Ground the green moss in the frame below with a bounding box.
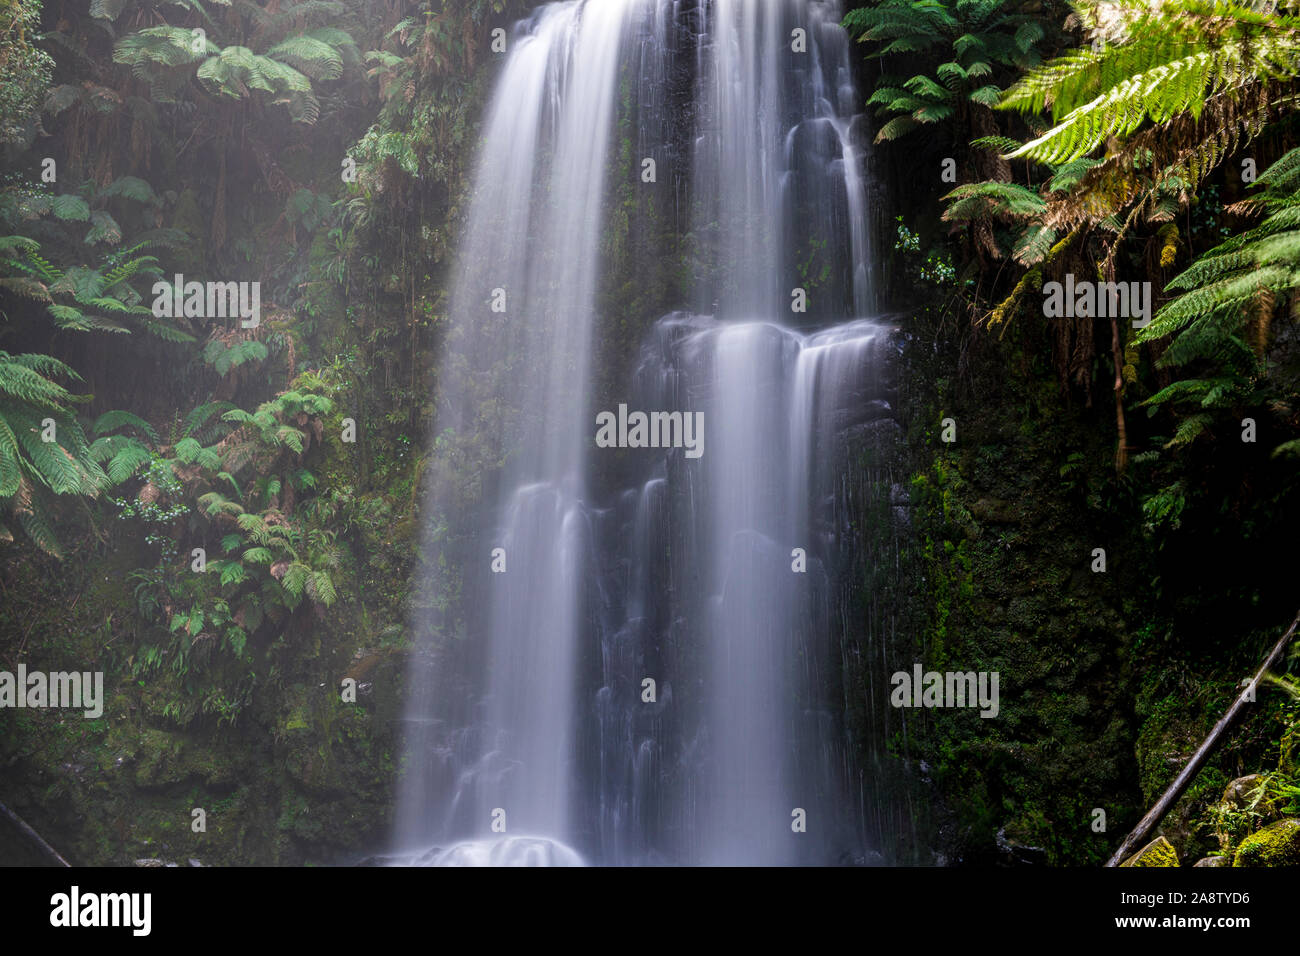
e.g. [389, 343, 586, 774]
[894, 308, 1159, 865]
[1121, 836, 1180, 867]
[1280, 727, 1299, 778]
[1233, 818, 1300, 866]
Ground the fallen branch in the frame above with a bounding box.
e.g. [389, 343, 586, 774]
[0, 801, 71, 867]
[1104, 609, 1300, 867]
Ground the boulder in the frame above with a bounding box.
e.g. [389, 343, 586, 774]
[1220, 774, 1267, 809]
[1120, 836, 1179, 867]
[1192, 856, 1228, 867]
[1233, 818, 1300, 867]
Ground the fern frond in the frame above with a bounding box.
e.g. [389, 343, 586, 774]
[98, 176, 158, 204]
[183, 401, 237, 441]
[943, 181, 1047, 221]
[265, 36, 345, 81]
[198, 491, 245, 516]
[1001, 3, 1300, 165]
[1011, 225, 1057, 265]
[12, 483, 64, 557]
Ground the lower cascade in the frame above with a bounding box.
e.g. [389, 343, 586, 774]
[393, 837, 587, 868]
[395, 0, 903, 866]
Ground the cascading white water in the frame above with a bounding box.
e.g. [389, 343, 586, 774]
[397, 0, 897, 867]
[687, 0, 883, 863]
[695, 0, 874, 318]
[396, 0, 656, 862]
[610, 315, 892, 865]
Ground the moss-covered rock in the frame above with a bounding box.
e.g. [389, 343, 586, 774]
[1120, 836, 1180, 867]
[0, 521, 409, 866]
[1233, 818, 1300, 867]
[898, 322, 1149, 865]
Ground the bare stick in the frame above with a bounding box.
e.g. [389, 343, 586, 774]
[1104, 609, 1300, 867]
[0, 801, 71, 867]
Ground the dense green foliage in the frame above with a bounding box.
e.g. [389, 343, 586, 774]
[845, 0, 1048, 142]
[859, 0, 1300, 864]
[0, 0, 52, 146]
[0, 0, 520, 865]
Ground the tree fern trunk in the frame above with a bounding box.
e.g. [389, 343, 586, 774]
[1111, 315, 1128, 475]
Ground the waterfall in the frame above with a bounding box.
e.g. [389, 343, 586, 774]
[694, 0, 874, 318]
[395, 0, 653, 861]
[396, 0, 898, 867]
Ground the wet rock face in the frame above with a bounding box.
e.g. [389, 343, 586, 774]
[1120, 836, 1179, 867]
[969, 498, 1020, 526]
[994, 827, 1046, 866]
[1233, 818, 1300, 867]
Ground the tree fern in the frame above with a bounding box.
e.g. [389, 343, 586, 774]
[943, 180, 1048, 220]
[1001, 0, 1300, 164]
[203, 338, 269, 376]
[174, 437, 203, 464]
[265, 35, 344, 81]
[116, 15, 358, 124]
[218, 561, 249, 587]
[305, 568, 336, 606]
[0, 414, 21, 498]
[846, 0, 1048, 143]
[11, 481, 65, 557]
[84, 210, 123, 245]
[0, 351, 107, 554]
[90, 434, 155, 485]
[1138, 148, 1300, 360]
[281, 561, 310, 599]
[113, 27, 212, 78]
[238, 0, 345, 37]
[1, 178, 181, 340]
[1134, 148, 1300, 467]
[182, 400, 237, 442]
[50, 194, 90, 221]
[198, 491, 245, 517]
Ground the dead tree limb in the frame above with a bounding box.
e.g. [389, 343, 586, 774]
[1104, 609, 1300, 867]
[0, 801, 71, 866]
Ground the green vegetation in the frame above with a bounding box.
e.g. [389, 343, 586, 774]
[860, 0, 1300, 864]
[845, 0, 1049, 143]
[0, 0, 520, 865]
